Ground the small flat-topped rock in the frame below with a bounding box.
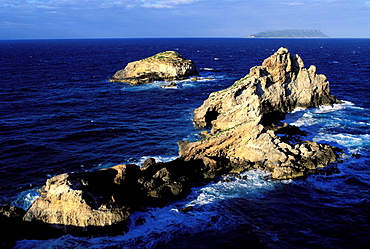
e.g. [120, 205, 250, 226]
[110, 51, 198, 85]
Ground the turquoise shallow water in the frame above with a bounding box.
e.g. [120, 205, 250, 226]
[0, 38, 369, 248]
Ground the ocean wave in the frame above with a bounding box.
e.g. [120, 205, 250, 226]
[11, 188, 40, 210]
[136, 155, 179, 166]
[202, 67, 214, 71]
[313, 133, 370, 153]
[313, 100, 359, 114]
[287, 100, 366, 127]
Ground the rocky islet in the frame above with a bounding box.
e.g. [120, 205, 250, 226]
[109, 51, 199, 85]
[1, 47, 343, 241]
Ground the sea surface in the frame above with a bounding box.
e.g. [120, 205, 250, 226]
[0, 38, 369, 248]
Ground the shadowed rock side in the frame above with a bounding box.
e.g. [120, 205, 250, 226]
[179, 47, 341, 180]
[110, 51, 199, 85]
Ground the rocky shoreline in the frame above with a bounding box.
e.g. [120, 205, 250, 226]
[1, 47, 343, 246]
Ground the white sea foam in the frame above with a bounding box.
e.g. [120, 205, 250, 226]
[290, 112, 318, 127]
[283, 99, 370, 156]
[137, 155, 179, 166]
[290, 107, 306, 113]
[187, 170, 283, 207]
[314, 133, 370, 153]
[313, 100, 355, 114]
[287, 101, 360, 127]
[119, 76, 219, 92]
[12, 188, 40, 210]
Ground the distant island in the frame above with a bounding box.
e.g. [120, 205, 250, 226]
[246, 29, 329, 38]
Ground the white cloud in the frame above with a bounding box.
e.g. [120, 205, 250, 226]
[140, 0, 199, 8]
[0, 0, 200, 9]
[281, 2, 304, 5]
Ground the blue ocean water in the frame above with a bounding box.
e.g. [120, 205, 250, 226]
[0, 38, 369, 248]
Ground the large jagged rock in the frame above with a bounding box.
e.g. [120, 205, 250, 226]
[110, 51, 199, 85]
[179, 47, 341, 179]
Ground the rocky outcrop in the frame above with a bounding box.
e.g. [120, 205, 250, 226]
[21, 159, 210, 234]
[110, 51, 198, 85]
[179, 47, 341, 179]
[23, 164, 141, 231]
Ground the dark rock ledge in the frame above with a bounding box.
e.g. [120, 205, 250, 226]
[1, 48, 343, 245]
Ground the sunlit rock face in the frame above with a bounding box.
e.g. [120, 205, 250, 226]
[110, 51, 198, 85]
[179, 47, 340, 180]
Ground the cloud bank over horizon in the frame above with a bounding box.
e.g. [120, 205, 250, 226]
[0, 0, 201, 9]
[0, 0, 369, 39]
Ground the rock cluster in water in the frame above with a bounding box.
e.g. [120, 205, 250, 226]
[2, 48, 342, 241]
[110, 51, 199, 85]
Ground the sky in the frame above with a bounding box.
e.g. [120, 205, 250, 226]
[0, 0, 369, 39]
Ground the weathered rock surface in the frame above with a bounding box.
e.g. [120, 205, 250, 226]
[110, 51, 198, 85]
[179, 47, 341, 179]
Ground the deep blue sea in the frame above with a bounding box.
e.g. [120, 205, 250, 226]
[0, 38, 369, 248]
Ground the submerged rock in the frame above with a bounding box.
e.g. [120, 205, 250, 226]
[110, 51, 198, 85]
[160, 82, 179, 89]
[179, 47, 341, 180]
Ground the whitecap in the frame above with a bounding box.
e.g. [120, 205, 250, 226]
[137, 155, 179, 166]
[11, 188, 40, 210]
[313, 100, 356, 114]
[290, 112, 318, 127]
[290, 107, 307, 113]
[313, 133, 370, 153]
